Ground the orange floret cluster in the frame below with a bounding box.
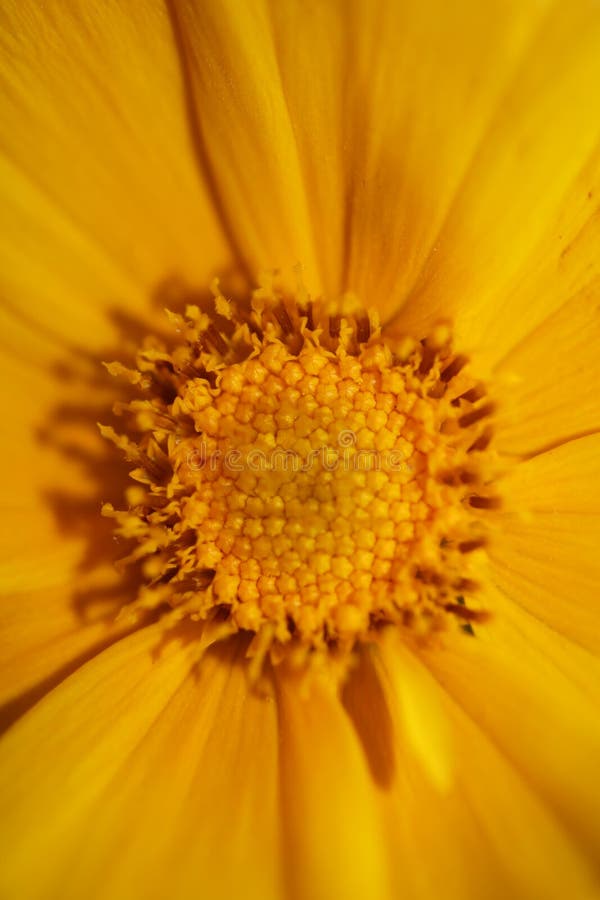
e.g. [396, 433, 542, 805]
[102, 281, 498, 666]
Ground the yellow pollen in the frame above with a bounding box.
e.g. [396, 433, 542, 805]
[102, 279, 499, 668]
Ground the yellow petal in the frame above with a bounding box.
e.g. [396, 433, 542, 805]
[376, 638, 598, 900]
[0, 569, 141, 725]
[393, 3, 600, 364]
[0, 0, 230, 349]
[0, 346, 112, 554]
[417, 580, 600, 867]
[0, 631, 281, 900]
[262, 0, 349, 296]
[491, 433, 600, 652]
[378, 636, 453, 793]
[0, 624, 198, 899]
[344, 0, 548, 319]
[0, 346, 143, 720]
[276, 669, 391, 900]
[172, 0, 322, 293]
[494, 282, 600, 455]
[0, 159, 145, 351]
[174, 0, 550, 312]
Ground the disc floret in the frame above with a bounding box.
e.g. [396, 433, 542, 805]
[102, 280, 498, 667]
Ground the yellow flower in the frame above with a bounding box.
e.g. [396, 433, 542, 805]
[1, 1, 600, 899]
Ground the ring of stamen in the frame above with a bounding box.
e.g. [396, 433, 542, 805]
[102, 279, 499, 669]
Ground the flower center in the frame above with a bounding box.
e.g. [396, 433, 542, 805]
[102, 280, 498, 668]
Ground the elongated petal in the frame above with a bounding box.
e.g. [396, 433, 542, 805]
[172, 0, 322, 292]
[0, 346, 142, 722]
[276, 670, 392, 900]
[393, 3, 600, 364]
[416, 584, 600, 868]
[0, 631, 281, 900]
[0, 570, 141, 726]
[263, 0, 349, 296]
[377, 637, 599, 900]
[494, 282, 600, 455]
[490, 433, 600, 652]
[174, 0, 549, 311]
[0, 0, 230, 350]
[344, 0, 548, 319]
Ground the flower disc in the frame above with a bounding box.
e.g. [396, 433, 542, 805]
[103, 281, 498, 667]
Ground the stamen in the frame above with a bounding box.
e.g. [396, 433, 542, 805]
[101, 279, 500, 669]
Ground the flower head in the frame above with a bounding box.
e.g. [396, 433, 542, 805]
[1, 2, 600, 899]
